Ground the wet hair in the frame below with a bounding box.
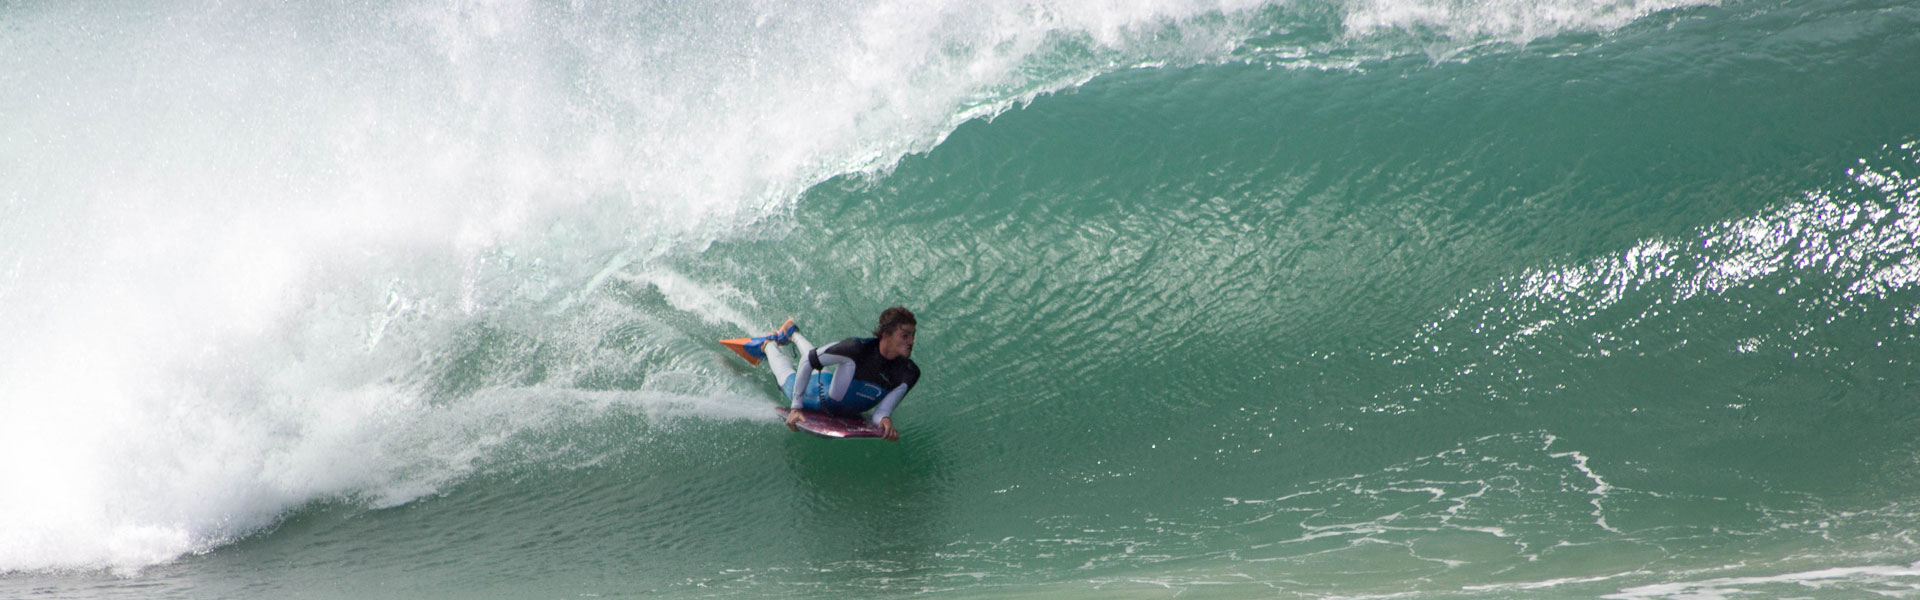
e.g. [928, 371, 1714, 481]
[874, 306, 917, 337]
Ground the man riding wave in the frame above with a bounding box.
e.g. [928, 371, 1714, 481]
[756, 307, 920, 442]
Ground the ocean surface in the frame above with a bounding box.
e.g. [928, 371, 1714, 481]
[5, 0, 1920, 597]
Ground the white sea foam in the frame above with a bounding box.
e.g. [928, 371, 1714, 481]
[1603, 561, 1920, 599]
[1342, 0, 1707, 44]
[615, 267, 763, 332]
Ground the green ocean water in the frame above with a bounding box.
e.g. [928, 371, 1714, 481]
[5, 0, 1920, 597]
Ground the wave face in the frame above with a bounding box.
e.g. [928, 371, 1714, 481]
[5, 0, 1920, 597]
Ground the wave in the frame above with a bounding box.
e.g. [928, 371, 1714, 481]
[1395, 140, 1920, 399]
[0, 0, 1720, 574]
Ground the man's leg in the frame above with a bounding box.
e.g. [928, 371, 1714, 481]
[784, 333, 819, 408]
[792, 333, 815, 359]
[764, 340, 794, 385]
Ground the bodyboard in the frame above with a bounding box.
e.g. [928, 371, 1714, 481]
[776, 406, 885, 439]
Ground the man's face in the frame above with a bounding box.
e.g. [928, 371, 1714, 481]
[880, 324, 916, 359]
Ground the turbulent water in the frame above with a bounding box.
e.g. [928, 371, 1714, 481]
[4, 0, 1920, 597]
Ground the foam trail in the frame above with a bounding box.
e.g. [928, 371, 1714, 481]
[1604, 561, 1920, 599]
[616, 267, 764, 333]
[1551, 449, 1620, 533]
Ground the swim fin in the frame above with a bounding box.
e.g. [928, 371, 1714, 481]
[718, 318, 798, 365]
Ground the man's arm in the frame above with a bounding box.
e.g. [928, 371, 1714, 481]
[791, 347, 857, 407]
[869, 384, 909, 441]
[869, 384, 910, 425]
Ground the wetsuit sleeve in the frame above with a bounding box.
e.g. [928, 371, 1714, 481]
[868, 384, 910, 425]
[804, 345, 856, 406]
[868, 362, 918, 425]
[813, 338, 862, 370]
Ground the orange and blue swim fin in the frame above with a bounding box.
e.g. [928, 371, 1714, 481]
[718, 318, 798, 366]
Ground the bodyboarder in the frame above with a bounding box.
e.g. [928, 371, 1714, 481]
[754, 306, 920, 442]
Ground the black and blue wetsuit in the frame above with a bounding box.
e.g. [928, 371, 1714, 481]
[784, 337, 920, 425]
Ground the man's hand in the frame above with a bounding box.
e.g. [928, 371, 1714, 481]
[879, 417, 899, 442]
[785, 409, 804, 431]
